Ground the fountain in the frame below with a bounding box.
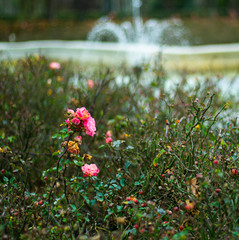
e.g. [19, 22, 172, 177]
[88, 0, 189, 46]
[0, 0, 239, 70]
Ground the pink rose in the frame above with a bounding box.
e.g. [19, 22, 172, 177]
[65, 118, 71, 130]
[67, 109, 75, 117]
[72, 117, 81, 125]
[105, 131, 112, 137]
[83, 117, 96, 136]
[74, 136, 82, 144]
[105, 137, 112, 143]
[76, 107, 90, 120]
[87, 79, 94, 89]
[81, 164, 99, 177]
[49, 62, 61, 69]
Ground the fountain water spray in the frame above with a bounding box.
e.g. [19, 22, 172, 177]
[88, 0, 189, 45]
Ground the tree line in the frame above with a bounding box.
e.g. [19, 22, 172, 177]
[0, 0, 238, 20]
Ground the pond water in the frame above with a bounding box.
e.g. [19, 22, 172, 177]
[1, 18, 239, 45]
[1, 40, 239, 71]
[0, 40, 239, 95]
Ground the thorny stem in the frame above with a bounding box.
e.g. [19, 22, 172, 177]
[186, 94, 214, 140]
[46, 132, 74, 222]
[63, 163, 69, 205]
[89, 69, 111, 112]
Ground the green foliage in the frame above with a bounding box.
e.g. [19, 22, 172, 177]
[0, 56, 239, 239]
[1, 0, 239, 20]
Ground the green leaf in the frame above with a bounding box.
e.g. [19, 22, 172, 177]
[63, 159, 71, 165]
[95, 192, 104, 201]
[122, 229, 133, 237]
[10, 178, 14, 184]
[117, 205, 123, 212]
[160, 149, 166, 154]
[125, 161, 131, 170]
[218, 172, 223, 178]
[60, 128, 69, 134]
[104, 209, 114, 220]
[210, 133, 216, 141]
[126, 145, 134, 150]
[134, 181, 140, 186]
[73, 160, 82, 167]
[112, 140, 125, 148]
[90, 199, 96, 206]
[52, 133, 60, 139]
[7, 136, 15, 143]
[62, 133, 68, 139]
[120, 178, 125, 187]
[153, 157, 159, 166]
[3, 176, 9, 183]
[221, 139, 228, 146]
[52, 151, 59, 156]
[20, 159, 25, 165]
[70, 204, 77, 212]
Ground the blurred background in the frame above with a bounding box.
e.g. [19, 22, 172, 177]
[0, 0, 239, 45]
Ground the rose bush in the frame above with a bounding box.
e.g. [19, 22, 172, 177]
[0, 56, 239, 239]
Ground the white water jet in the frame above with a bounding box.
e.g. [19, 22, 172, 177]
[88, 0, 189, 46]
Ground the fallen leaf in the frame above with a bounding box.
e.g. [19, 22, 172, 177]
[186, 177, 200, 197]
